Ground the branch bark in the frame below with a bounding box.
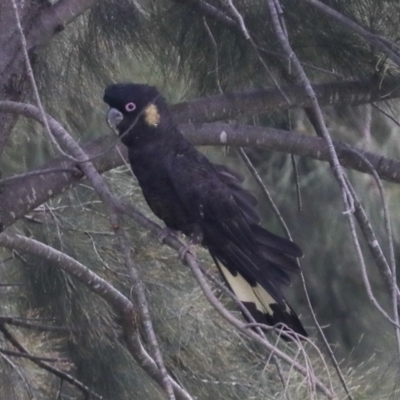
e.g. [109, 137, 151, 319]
[0, 233, 192, 400]
[2, 120, 400, 231]
[0, 0, 98, 155]
[171, 76, 400, 123]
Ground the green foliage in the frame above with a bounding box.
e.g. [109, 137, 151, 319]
[1, 167, 390, 399]
[3, 0, 400, 398]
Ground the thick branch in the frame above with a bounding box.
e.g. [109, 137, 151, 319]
[28, 0, 99, 49]
[0, 0, 99, 155]
[171, 77, 400, 123]
[182, 123, 400, 183]
[1, 121, 400, 230]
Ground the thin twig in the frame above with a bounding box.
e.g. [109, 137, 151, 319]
[343, 177, 400, 331]
[371, 103, 400, 129]
[225, 0, 291, 105]
[0, 232, 192, 400]
[341, 149, 400, 354]
[300, 0, 400, 68]
[237, 147, 291, 236]
[202, 17, 223, 93]
[0, 348, 68, 363]
[10, 0, 77, 160]
[265, 2, 358, 397]
[0, 316, 69, 333]
[8, 17, 178, 396]
[0, 168, 80, 186]
[291, 155, 302, 211]
[0, 323, 103, 399]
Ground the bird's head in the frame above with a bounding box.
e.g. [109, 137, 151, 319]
[103, 83, 165, 145]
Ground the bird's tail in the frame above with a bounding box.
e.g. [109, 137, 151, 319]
[209, 164, 307, 339]
[210, 244, 307, 340]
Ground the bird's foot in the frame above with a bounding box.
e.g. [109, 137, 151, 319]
[178, 231, 203, 262]
[157, 227, 180, 243]
[178, 242, 197, 262]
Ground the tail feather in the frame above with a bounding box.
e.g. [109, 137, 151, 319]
[202, 165, 307, 339]
[258, 247, 300, 273]
[211, 244, 284, 300]
[232, 193, 261, 225]
[216, 260, 307, 339]
[252, 224, 303, 258]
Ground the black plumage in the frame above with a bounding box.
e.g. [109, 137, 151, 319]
[103, 83, 307, 339]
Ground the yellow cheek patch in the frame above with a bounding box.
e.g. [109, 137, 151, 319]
[144, 104, 160, 127]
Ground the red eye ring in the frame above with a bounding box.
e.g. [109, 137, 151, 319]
[125, 102, 136, 112]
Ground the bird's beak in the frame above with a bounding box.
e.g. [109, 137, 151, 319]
[106, 108, 123, 133]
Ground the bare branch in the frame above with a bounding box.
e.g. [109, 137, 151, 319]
[3, 112, 400, 231]
[0, 348, 68, 363]
[0, 168, 79, 185]
[0, 316, 69, 333]
[175, 0, 236, 29]
[182, 123, 400, 183]
[171, 77, 400, 123]
[112, 199, 336, 398]
[0, 233, 192, 400]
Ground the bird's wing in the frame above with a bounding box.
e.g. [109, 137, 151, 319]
[168, 150, 307, 337]
[168, 150, 258, 253]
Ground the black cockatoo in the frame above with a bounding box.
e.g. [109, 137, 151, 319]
[103, 83, 307, 339]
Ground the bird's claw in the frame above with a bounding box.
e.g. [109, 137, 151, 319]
[157, 227, 180, 243]
[178, 243, 197, 262]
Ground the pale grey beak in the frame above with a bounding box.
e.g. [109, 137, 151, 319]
[106, 108, 123, 133]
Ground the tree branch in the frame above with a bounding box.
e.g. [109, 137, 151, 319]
[0, 323, 103, 399]
[171, 76, 400, 123]
[182, 123, 400, 183]
[28, 0, 98, 49]
[107, 198, 336, 398]
[2, 119, 400, 231]
[0, 233, 192, 400]
[300, 0, 400, 68]
[0, 316, 69, 333]
[0, 348, 68, 363]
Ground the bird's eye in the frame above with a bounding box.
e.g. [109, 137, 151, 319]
[125, 102, 136, 112]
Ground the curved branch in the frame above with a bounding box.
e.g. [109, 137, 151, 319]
[0, 233, 192, 400]
[105, 198, 336, 398]
[0, 233, 133, 313]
